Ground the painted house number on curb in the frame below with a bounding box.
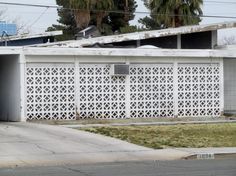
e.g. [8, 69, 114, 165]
[197, 153, 215, 160]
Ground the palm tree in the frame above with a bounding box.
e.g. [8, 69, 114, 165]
[69, 0, 92, 30]
[69, 0, 114, 31]
[92, 0, 114, 30]
[149, 0, 203, 28]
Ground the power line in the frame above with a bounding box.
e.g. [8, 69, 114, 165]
[205, 1, 236, 4]
[0, 1, 236, 19]
[28, 7, 49, 28]
[1, 1, 236, 7]
[0, 2, 58, 8]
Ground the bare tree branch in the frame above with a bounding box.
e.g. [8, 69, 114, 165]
[0, 8, 31, 35]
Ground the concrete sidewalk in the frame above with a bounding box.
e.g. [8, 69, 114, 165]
[0, 122, 189, 168]
[0, 122, 235, 168]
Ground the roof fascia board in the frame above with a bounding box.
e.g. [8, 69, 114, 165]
[23, 48, 236, 58]
[0, 47, 22, 55]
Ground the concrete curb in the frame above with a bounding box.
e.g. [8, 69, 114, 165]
[175, 147, 236, 160]
[185, 153, 236, 160]
[60, 120, 236, 128]
[0, 150, 190, 169]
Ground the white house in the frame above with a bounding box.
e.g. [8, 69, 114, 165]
[0, 22, 236, 122]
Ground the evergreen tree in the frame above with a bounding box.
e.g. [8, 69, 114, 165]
[47, 0, 137, 40]
[69, 0, 92, 30]
[92, 0, 114, 31]
[47, 0, 77, 40]
[108, 0, 137, 32]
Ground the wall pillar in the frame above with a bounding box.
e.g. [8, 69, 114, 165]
[211, 30, 217, 49]
[219, 58, 224, 115]
[20, 52, 26, 122]
[75, 58, 80, 119]
[173, 60, 179, 117]
[125, 60, 131, 118]
[177, 35, 181, 49]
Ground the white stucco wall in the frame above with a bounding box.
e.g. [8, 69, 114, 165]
[224, 58, 236, 113]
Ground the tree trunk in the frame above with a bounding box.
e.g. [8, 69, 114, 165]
[171, 17, 175, 28]
[74, 10, 91, 30]
[96, 12, 105, 31]
[124, 0, 129, 24]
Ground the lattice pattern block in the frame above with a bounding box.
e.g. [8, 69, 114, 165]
[130, 64, 175, 118]
[177, 64, 221, 117]
[78, 64, 126, 119]
[26, 64, 76, 120]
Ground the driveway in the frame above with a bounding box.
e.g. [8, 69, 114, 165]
[0, 122, 189, 168]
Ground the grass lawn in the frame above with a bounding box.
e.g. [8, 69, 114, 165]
[82, 123, 236, 149]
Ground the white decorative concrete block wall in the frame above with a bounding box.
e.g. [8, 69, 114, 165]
[177, 64, 220, 117]
[78, 64, 126, 119]
[129, 64, 174, 118]
[25, 61, 222, 120]
[26, 64, 76, 120]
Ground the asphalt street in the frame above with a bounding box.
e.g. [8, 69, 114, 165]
[0, 159, 236, 176]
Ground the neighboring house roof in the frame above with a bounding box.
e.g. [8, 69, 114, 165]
[1, 31, 62, 42]
[34, 21, 236, 48]
[0, 31, 63, 46]
[75, 25, 100, 39]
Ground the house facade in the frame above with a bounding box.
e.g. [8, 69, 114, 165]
[0, 22, 236, 121]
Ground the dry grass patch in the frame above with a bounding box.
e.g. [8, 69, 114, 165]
[83, 123, 236, 149]
[29, 116, 226, 125]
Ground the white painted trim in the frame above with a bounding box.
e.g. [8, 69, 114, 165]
[25, 55, 225, 65]
[23, 48, 236, 58]
[0, 47, 21, 55]
[25, 55, 76, 63]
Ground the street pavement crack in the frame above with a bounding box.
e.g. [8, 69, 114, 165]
[33, 143, 56, 155]
[62, 166, 93, 176]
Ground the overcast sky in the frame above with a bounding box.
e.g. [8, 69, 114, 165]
[1, 0, 236, 40]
